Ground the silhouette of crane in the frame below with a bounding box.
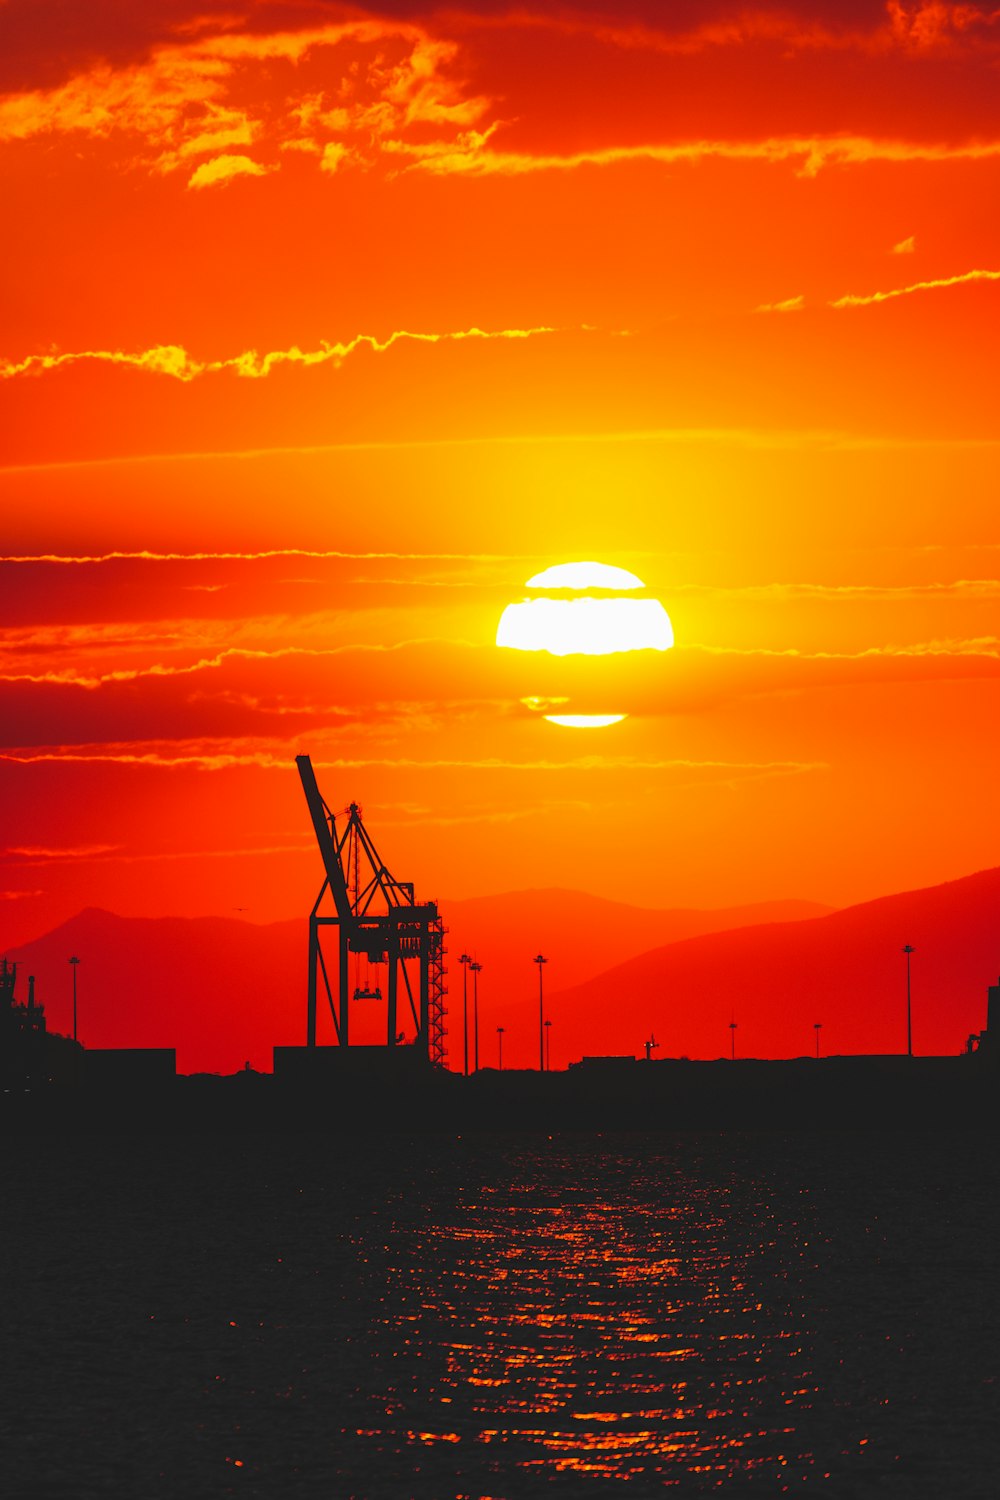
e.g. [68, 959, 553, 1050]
[296, 755, 447, 1066]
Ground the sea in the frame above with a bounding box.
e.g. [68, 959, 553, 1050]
[4, 1128, 998, 1498]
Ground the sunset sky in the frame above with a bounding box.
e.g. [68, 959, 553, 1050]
[3, 0, 999, 961]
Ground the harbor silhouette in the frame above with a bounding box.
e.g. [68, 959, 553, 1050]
[2, 756, 998, 1132]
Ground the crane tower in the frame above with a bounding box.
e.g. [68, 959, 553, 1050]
[296, 755, 447, 1067]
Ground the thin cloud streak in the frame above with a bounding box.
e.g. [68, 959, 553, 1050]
[0, 639, 466, 690]
[679, 580, 1000, 602]
[689, 637, 1000, 659]
[831, 267, 1000, 307]
[0, 549, 526, 565]
[756, 295, 805, 314]
[5, 635, 993, 692]
[391, 133, 1000, 179]
[2, 841, 314, 868]
[0, 325, 561, 384]
[0, 748, 826, 776]
[11, 424, 1000, 478]
[3, 843, 121, 859]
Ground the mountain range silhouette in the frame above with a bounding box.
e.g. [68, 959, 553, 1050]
[5, 869, 997, 1071]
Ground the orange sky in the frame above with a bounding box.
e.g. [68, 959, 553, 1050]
[2, 2, 1000, 968]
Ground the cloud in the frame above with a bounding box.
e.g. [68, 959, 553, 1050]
[0, 746, 291, 772]
[892, 235, 916, 254]
[0, 638, 463, 690]
[153, 116, 256, 173]
[887, 1, 1000, 53]
[5, 423, 1000, 480]
[318, 141, 349, 174]
[187, 152, 272, 189]
[1, 839, 313, 867]
[0, 18, 491, 180]
[0, 323, 561, 384]
[0, 744, 825, 779]
[677, 579, 1000, 602]
[0, 547, 522, 565]
[385, 133, 1000, 179]
[3, 843, 120, 860]
[3, 628, 999, 759]
[454, 3, 1000, 61]
[6, 9, 1000, 193]
[689, 637, 1000, 661]
[755, 294, 805, 314]
[830, 266, 1000, 307]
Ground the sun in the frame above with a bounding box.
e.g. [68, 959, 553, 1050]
[496, 561, 674, 727]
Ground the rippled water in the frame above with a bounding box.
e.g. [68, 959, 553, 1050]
[4, 1131, 997, 1496]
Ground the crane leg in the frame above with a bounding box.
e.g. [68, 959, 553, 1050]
[339, 927, 350, 1047]
[388, 942, 398, 1046]
[307, 919, 318, 1047]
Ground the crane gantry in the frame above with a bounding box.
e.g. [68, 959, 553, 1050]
[296, 754, 447, 1067]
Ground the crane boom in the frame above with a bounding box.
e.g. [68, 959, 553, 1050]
[295, 753, 354, 925]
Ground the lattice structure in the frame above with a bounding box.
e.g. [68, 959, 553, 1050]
[427, 915, 448, 1069]
[296, 755, 447, 1066]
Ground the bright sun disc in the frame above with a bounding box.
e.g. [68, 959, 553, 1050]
[496, 561, 674, 727]
[526, 561, 644, 590]
[545, 714, 627, 729]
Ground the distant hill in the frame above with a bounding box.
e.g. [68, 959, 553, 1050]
[3, 891, 830, 1074]
[442, 889, 830, 1066]
[546, 866, 1000, 1062]
[7, 909, 302, 1076]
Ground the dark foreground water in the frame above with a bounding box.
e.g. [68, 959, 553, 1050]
[3, 1130, 998, 1498]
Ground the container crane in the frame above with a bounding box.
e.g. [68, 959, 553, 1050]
[296, 755, 447, 1066]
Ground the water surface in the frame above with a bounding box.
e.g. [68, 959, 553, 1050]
[4, 1131, 996, 1496]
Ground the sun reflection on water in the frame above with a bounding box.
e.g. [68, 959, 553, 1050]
[345, 1142, 824, 1488]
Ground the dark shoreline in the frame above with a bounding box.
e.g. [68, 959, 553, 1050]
[5, 1053, 996, 1133]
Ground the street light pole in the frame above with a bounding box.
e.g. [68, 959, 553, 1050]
[814, 1022, 822, 1059]
[729, 1019, 737, 1061]
[460, 953, 470, 1075]
[497, 1025, 504, 1071]
[68, 956, 81, 1043]
[902, 944, 915, 1057]
[534, 954, 547, 1072]
[470, 960, 482, 1072]
[544, 1017, 551, 1072]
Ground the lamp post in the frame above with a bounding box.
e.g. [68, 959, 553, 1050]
[497, 1025, 504, 1071]
[533, 954, 547, 1072]
[544, 1017, 552, 1072]
[459, 953, 471, 1076]
[68, 955, 81, 1043]
[729, 1019, 737, 1061]
[470, 960, 482, 1072]
[814, 1022, 822, 1059]
[902, 944, 915, 1057]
